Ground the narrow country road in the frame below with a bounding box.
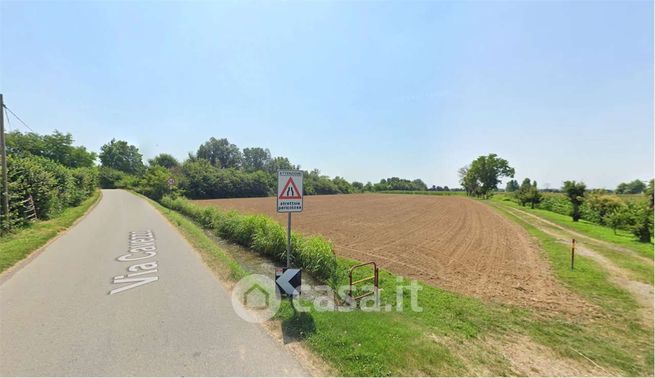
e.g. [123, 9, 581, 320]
[0, 190, 306, 376]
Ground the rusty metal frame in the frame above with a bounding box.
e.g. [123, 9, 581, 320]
[348, 261, 379, 302]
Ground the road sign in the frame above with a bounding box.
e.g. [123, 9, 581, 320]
[167, 177, 175, 185]
[277, 170, 303, 213]
[275, 267, 301, 297]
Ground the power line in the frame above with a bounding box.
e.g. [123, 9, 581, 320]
[3, 106, 11, 132]
[3, 105, 34, 132]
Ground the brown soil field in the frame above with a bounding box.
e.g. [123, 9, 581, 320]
[194, 194, 590, 314]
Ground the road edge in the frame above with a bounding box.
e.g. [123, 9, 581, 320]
[0, 190, 103, 285]
[133, 191, 333, 377]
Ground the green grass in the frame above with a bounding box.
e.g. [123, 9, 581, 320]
[152, 195, 653, 376]
[492, 194, 654, 259]
[0, 191, 101, 273]
[489, 196, 654, 284]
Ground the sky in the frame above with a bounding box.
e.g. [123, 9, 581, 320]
[0, 1, 652, 189]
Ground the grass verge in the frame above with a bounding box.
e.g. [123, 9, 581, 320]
[491, 198, 654, 284]
[141, 195, 248, 281]
[491, 196, 653, 258]
[0, 190, 101, 273]
[153, 195, 653, 376]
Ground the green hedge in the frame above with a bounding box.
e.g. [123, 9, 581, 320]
[3, 155, 98, 229]
[160, 195, 338, 281]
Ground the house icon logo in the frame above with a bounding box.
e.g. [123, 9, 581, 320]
[231, 274, 280, 323]
[243, 283, 270, 310]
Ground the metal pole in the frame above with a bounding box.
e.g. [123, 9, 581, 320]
[0, 94, 8, 230]
[571, 238, 576, 270]
[286, 212, 291, 268]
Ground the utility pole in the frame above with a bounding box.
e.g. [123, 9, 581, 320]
[0, 94, 8, 229]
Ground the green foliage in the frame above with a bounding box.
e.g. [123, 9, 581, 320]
[196, 137, 242, 168]
[604, 206, 631, 235]
[505, 179, 519, 192]
[160, 196, 337, 281]
[3, 155, 98, 229]
[581, 191, 623, 225]
[264, 156, 297, 174]
[242, 147, 271, 172]
[98, 166, 139, 189]
[616, 179, 647, 194]
[137, 166, 172, 201]
[332, 176, 354, 194]
[6, 130, 97, 168]
[515, 178, 541, 208]
[99, 139, 145, 175]
[562, 180, 586, 221]
[178, 160, 272, 199]
[630, 202, 653, 243]
[373, 177, 428, 192]
[304, 169, 339, 195]
[459, 154, 514, 198]
[148, 153, 179, 169]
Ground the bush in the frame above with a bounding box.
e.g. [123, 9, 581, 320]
[160, 196, 337, 281]
[3, 155, 98, 229]
[99, 167, 126, 189]
[137, 166, 171, 201]
[71, 167, 99, 205]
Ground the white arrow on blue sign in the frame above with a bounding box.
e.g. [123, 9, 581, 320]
[275, 268, 301, 297]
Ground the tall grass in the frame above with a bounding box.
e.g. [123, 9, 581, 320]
[160, 195, 338, 281]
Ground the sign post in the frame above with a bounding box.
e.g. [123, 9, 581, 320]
[277, 170, 303, 268]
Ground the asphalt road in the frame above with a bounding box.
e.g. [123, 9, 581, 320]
[0, 189, 306, 376]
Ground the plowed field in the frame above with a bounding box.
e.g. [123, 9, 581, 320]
[194, 194, 588, 313]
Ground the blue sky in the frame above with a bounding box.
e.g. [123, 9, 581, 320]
[1, 1, 652, 189]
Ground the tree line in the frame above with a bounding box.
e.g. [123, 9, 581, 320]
[2, 131, 98, 231]
[3, 131, 437, 218]
[460, 153, 653, 243]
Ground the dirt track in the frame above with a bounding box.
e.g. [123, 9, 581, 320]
[194, 194, 590, 313]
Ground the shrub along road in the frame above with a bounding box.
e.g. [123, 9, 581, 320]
[0, 189, 305, 376]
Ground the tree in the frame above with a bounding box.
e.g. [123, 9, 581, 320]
[332, 176, 354, 194]
[461, 154, 515, 198]
[616, 179, 647, 194]
[411, 179, 428, 191]
[148, 153, 179, 169]
[351, 181, 364, 192]
[179, 159, 220, 198]
[6, 130, 96, 168]
[527, 180, 542, 209]
[516, 178, 532, 206]
[459, 165, 480, 196]
[242, 147, 271, 172]
[605, 205, 630, 235]
[196, 137, 242, 168]
[562, 181, 586, 222]
[99, 139, 145, 175]
[265, 156, 297, 174]
[631, 179, 654, 242]
[631, 202, 653, 243]
[138, 166, 171, 201]
[583, 191, 623, 225]
[505, 179, 519, 193]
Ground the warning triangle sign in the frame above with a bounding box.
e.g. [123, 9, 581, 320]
[279, 177, 302, 199]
